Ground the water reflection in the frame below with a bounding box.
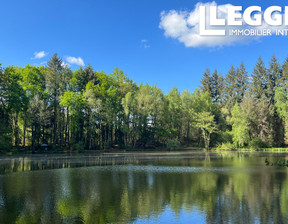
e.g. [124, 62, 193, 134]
[0, 152, 278, 174]
[0, 153, 287, 223]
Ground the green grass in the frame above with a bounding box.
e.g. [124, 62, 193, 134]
[214, 147, 288, 152]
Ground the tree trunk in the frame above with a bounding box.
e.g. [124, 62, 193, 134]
[187, 122, 190, 140]
[65, 107, 69, 145]
[42, 126, 45, 144]
[53, 101, 57, 145]
[14, 112, 20, 147]
[23, 114, 26, 147]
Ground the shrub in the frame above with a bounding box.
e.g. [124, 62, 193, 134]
[220, 131, 233, 143]
[72, 141, 85, 151]
[103, 140, 113, 150]
[167, 139, 181, 150]
[249, 138, 266, 149]
[0, 135, 12, 151]
[217, 142, 235, 150]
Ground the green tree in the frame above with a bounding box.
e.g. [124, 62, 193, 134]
[180, 89, 193, 142]
[166, 87, 182, 139]
[281, 57, 288, 88]
[71, 65, 98, 92]
[211, 69, 223, 104]
[19, 65, 47, 148]
[0, 64, 13, 150]
[250, 57, 267, 99]
[60, 91, 87, 147]
[122, 91, 137, 147]
[200, 68, 212, 94]
[275, 87, 288, 144]
[231, 103, 249, 147]
[192, 90, 217, 148]
[195, 111, 217, 149]
[1, 66, 28, 147]
[266, 55, 281, 105]
[241, 96, 274, 145]
[200, 68, 223, 104]
[236, 62, 249, 102]
[150, 85, 166, 144]
[45, 53, 65, 145]
[223, 65, 237, 109]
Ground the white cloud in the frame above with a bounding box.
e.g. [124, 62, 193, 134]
[31, 51, 47, 59]
[61, 61, 70, 68]
[65, 56, 85, 66]
[159, 1, 285, 48]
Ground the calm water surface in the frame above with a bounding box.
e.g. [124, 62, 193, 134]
[0, 152, 287, 224]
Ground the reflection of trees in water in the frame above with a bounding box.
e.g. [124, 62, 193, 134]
[0, 155, 288, 223]
[0, 155, 144, 174]
[0, 152, 269, 175]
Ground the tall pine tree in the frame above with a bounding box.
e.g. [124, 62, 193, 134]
[45, 53, 64, 145]
[211, 69, 223, 104]
[266, 55, 281, 105]
[223, 65, 237, 109]
[200, 68, 212, 94]
[250, 57, 267, 99]
[236, 62, 249, 103]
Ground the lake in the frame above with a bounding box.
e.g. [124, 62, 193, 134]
[0, 152, 287, 224]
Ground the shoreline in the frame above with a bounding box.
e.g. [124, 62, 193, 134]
[1, 148, 288, 157]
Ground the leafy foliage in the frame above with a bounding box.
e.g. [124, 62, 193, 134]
[1, 54, 288, 151]
[167, 139, 181, 150]
[249, 138, 266, 149]
[231, 103, 249, 147]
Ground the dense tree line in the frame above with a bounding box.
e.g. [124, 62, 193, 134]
[1, 53, 288, 151]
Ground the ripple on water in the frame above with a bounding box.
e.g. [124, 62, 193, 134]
[79, 164, 258, 174]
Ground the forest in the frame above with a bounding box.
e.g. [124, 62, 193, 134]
[1, 53, 288, 151]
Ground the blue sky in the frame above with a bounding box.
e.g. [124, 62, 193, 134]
[1, 0, 288, 93]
